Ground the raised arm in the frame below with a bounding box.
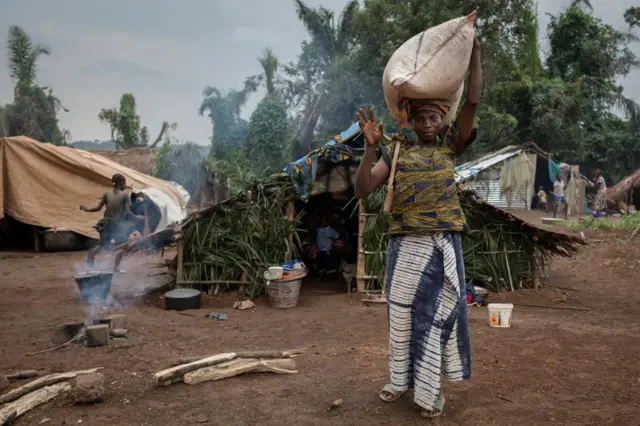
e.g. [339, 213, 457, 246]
[80, 194, 106, 212]
[454, 37, 482, 154]
[355, 107, 391, 199]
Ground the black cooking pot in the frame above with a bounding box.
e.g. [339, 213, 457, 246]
[164, 288, 201, 311]
[75, 272, 113, 303]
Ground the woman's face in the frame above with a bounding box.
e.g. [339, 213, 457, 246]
[411, 110, 443, 142]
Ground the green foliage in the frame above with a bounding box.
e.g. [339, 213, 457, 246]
[203, 149, 263, 195]
[98, 93, 173, 150]
[565, 214, 640, 230]
[199, 78, 258, 154]
[248, 96, 291, 173]
[3, 26, 69, 144]
[179, 176, 301, 298]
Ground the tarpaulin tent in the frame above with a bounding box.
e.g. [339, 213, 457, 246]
[0, 136, 188, 239]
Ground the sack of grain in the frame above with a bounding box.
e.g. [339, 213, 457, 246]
[382, 11, 476, 128]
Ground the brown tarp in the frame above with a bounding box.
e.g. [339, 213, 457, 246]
[0, 136, 185, 239]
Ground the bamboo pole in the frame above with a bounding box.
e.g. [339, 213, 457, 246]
[176, 239, 184, 285]
[287, 200, 294, 262]
[356, 199, 366, 293]
[239, 190, 253, 294]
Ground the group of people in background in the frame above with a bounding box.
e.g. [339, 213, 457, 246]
[536, 170, 608, 218]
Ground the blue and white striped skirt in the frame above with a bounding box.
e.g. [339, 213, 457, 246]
[385, 232, 471, 410]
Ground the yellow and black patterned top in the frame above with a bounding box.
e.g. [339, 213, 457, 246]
[380, 123, 476, 235]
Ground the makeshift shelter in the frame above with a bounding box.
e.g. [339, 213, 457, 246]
[455, 143, 590, 215]
[0, 136, 189, 250]
[119, 124, 585, 296]
[606, 170, 640, 212]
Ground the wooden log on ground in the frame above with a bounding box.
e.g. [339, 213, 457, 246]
[0, 376, 8, 393]
[172, 349, 307, 366]
[0, 368, 102, 404]
[109, 329, 127, 338]
[153, 353, 237, 386]
[5, 371, 38, 381]
[183, 358, 297, 385]
[0, 382, 71, 425]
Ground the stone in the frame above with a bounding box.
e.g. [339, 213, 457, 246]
[74, 372, 104, 403]
[86, 324, 109, 347]
[105, 314, 126, 330]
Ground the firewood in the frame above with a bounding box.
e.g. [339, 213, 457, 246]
[172, 348, 307, 365]
[0, 382, 71, 425]
[0, 368, 102, 404]
[5, 371, 38, 380]
[153, 353, 236, 386]
[183, 358, 297, 385]
[109, 329, 127, 338]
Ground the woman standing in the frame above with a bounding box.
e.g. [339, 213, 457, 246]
[593, 169, 607, 215]
[354, 38, 482, 418]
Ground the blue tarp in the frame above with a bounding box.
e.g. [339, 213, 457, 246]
[284, 122, 363, 200]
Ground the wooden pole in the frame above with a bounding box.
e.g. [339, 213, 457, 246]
[286, 200, 294, 262]
[239, 190, 253, 295]
[356, 199, 366, 293]
[176, 239, 184, 285]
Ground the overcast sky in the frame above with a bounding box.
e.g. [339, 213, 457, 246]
[0, 0, 637, 143]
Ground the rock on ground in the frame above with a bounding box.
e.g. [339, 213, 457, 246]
[74, 372, 104, 404]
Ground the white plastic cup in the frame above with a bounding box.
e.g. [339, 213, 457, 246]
[264, 266, 284, 280]
[488, 303, 513, 328]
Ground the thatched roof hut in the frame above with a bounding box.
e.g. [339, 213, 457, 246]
[92, 148, 159, 175]
[119, 122, 586, 297]
[605, 169, 640, 211]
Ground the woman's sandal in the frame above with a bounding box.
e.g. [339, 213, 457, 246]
[379, 384, 405, 403]
[421, 395, 445, 418]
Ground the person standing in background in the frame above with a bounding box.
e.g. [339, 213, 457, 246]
[553, 174, 568, 220]
[593, 169, 607, 216]
[537, 186, 548, 212]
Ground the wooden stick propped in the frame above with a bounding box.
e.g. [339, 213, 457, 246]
[383, 142, 401, 213]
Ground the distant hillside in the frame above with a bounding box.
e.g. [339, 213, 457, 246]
[71, 140, 116, 150]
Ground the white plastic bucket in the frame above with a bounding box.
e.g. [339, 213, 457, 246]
[488, 303, 513, 328]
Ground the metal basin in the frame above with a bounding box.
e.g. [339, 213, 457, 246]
[74, 271, 113, 303]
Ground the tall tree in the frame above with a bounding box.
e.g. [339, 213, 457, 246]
[247, 48, 292, 169]
[4, 26, 70, 144]
[98, 93, 173, 149]
[286, 0, 359, 154]
[199, 77, 259, 154]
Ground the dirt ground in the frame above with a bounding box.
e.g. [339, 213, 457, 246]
[2, 229, 640, 426]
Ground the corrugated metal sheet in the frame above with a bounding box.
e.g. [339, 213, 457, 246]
[454, 150, 522, 182]
[466, 180, 533, 209]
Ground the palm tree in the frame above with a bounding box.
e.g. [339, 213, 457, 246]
[199, 77, 259, 152]
[290, 0, 359, 149]
[258, 48, 279, 97]
[7, 25, 50, 92]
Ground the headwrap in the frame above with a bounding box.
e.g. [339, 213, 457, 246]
[397, 99, 452, 121]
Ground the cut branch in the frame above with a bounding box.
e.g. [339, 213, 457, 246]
[0, 382, 71, 425]
[153, 353, 236, 386]
[0, 368, 102, 404]
[183, 358, 297, 385]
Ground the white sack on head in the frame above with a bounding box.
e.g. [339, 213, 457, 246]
[383, 11, 476, 128]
